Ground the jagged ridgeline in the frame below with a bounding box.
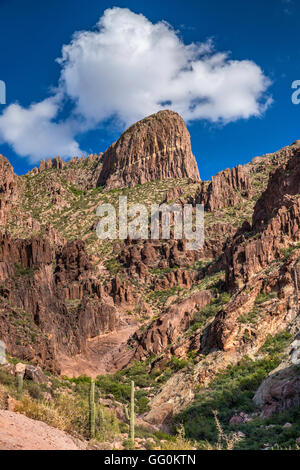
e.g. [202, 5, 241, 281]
[0, 110, 300, 450]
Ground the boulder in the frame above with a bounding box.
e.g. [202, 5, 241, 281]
[24, 365, 47, 384]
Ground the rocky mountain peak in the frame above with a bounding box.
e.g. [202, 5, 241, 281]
[97, 110, 200, 189]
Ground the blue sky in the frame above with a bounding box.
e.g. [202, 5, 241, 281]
[0, 0, 300, 180]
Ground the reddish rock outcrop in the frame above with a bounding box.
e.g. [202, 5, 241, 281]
[252, 297, 300, 418]
[30, 154, 103, 190]
[202, 245, 300, 355]
[0, 233, 128, 373]
[119, 238, 199, 273]
[195, 165, 252, 211]
[0, 232, 53, 272]
[38, 156, 65, 172]
[224, 151, 300, 289]
[118, 234, 226, 286]
[0, 155, 18, 224]
[107, 275, 133, 305]
[111, 290, 213, 369]
[97, 110, 200, 189]
[153, 269, 193, 291]
[55, 240, 90, 285]
[252, 151, 300, 229]
[253, 365, 300, 418]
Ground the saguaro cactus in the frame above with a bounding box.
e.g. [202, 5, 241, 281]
[130, 380, 135, 446]
[124, 404, 130, 421]
[99, 407, 104, 432]
[123, 381, 135, 446]
[89, 380, 95, 439]
[17, 374, 23, 399]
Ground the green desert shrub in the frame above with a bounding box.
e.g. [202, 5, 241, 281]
[176, 332, 293, 449]
[191, 292, 231, 331]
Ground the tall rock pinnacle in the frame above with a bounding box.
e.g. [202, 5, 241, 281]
[97, 110, 200, 189]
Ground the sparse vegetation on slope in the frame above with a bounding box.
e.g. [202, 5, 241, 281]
[176, 332, 297, 450]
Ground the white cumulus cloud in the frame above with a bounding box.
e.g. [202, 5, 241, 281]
[59, 8, 271, 125]
[0, 96, 81, 162]
[0, 7, 272, 162]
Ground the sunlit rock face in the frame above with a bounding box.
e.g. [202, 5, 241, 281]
[97, 110, 200, 189]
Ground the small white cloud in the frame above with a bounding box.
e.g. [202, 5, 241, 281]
[0, 96, 81, 162]
[0, 7, 272, 161]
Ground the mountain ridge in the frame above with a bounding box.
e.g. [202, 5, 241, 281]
[0, 110, 299, 449]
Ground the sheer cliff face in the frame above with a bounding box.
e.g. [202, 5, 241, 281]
[97, 110, 200, 189]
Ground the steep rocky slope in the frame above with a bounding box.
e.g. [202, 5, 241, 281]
[0, 110, 299, 449]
